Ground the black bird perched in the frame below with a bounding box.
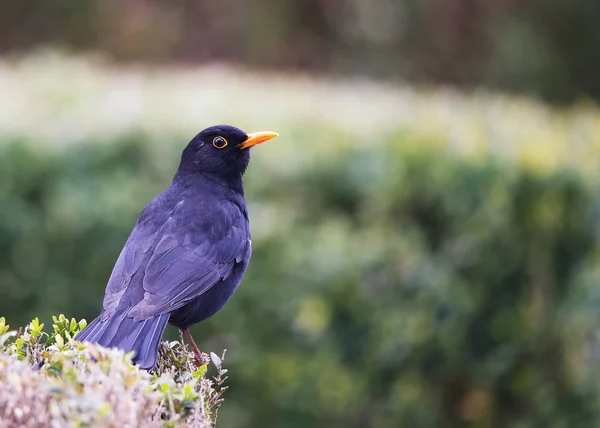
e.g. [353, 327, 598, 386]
[76, 125, 278, 369]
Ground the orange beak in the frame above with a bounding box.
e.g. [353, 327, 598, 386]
[238, 131, 279, 149]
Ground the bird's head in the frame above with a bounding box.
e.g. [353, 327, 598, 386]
[178, 125, 278, 179]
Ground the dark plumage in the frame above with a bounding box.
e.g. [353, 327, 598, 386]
[76, 125, 278, 369]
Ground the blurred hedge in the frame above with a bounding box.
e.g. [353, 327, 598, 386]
[1, 125, 600, 427]
[1, 0, 600, 102]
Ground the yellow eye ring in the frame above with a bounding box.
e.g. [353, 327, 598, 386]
[213, 136, 228, 149]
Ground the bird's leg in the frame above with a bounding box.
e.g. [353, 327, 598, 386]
[181, 328, 205, 367]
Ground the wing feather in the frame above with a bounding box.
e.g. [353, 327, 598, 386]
[100, 198, 251, 321]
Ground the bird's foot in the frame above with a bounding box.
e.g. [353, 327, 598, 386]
[193, 353, 206, 368]
[181, 328, 206, 368]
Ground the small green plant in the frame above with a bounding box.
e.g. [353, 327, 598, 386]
[0, 315, 227, 427]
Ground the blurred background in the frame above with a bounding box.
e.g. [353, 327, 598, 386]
[1, 0, 600, 427]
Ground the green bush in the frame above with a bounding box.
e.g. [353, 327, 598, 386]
[0, 128, 599, 427]
[0, 316, 228, 427]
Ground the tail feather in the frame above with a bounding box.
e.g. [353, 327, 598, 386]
[92, 310, 128, 345]
[76, 310, 169, 369]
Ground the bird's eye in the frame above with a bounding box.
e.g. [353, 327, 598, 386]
[213, 136, 228, 149]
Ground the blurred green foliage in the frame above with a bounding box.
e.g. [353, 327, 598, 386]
[1, 125, 599, 427]
[1, 0, 600, 103]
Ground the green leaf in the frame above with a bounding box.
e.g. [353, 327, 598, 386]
[78, 319, 87, 330]
[0, 317, 9, 336]
[193, 364, 207, 378]
[55, 334, 64, 348]
[160, 382, 172, 394]
[29, 317, 45, 338]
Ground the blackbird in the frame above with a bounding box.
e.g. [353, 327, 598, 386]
[76, 125, 278, 369]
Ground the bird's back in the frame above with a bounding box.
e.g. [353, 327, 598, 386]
[106, 176, 251, 319]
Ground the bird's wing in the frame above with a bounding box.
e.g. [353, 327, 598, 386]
[101, 211, 157, 317]
[102, 198, 250, 321]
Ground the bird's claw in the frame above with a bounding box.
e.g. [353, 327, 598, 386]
[193, 354, 205, 368]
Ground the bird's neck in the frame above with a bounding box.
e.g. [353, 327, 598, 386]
[172, 169, 245, 196]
